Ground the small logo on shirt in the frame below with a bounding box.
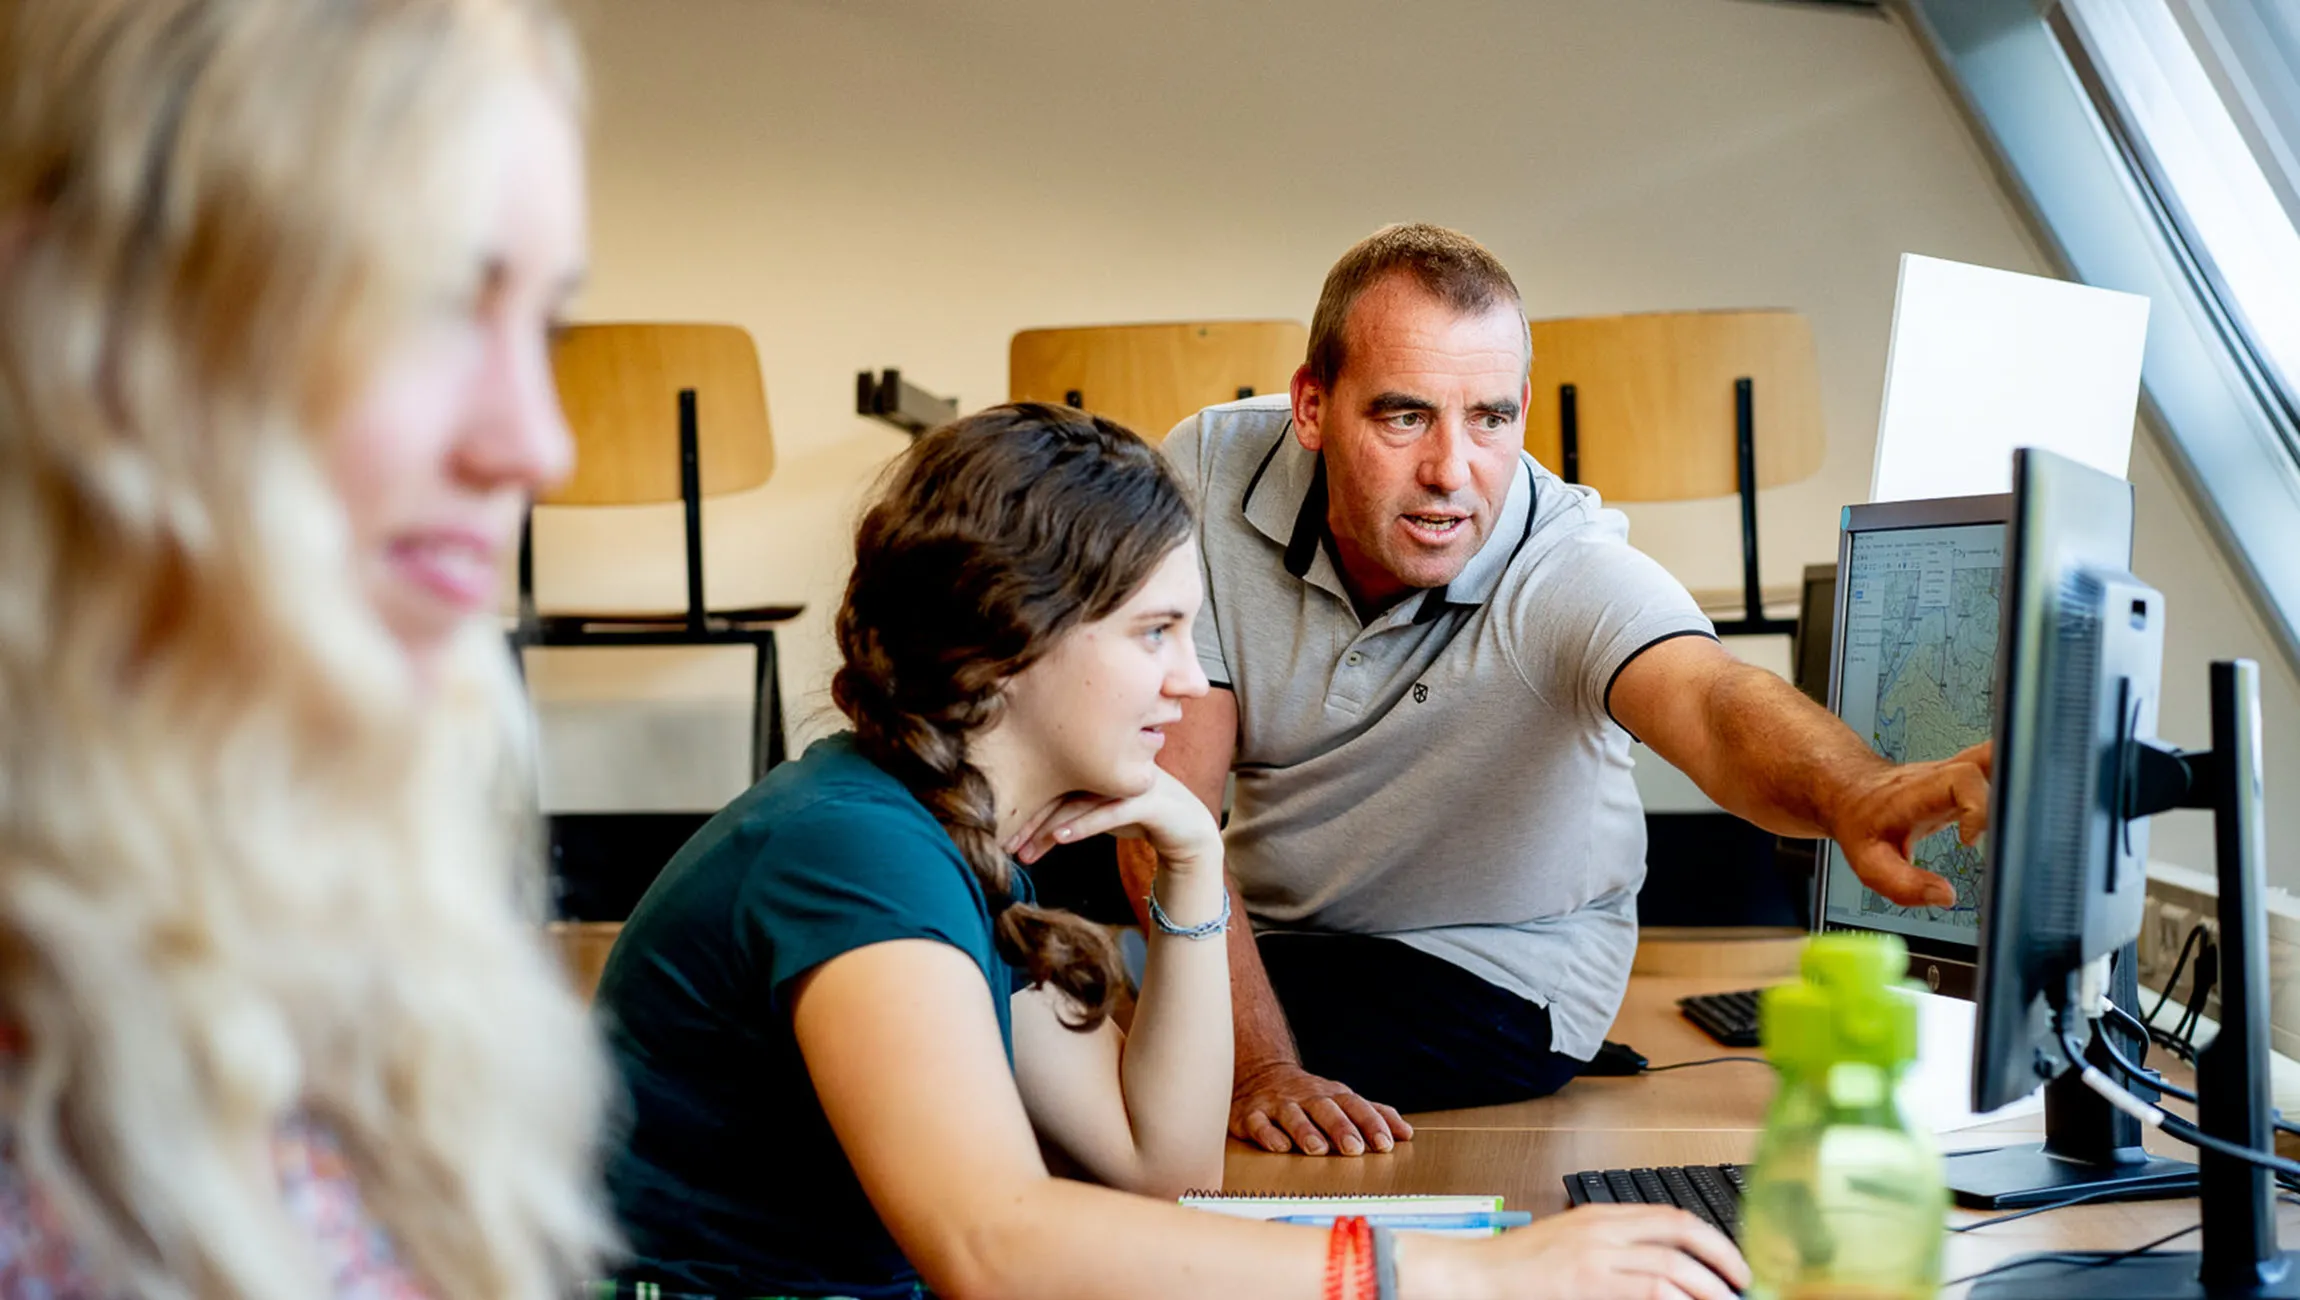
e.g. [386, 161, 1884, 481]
[1412, 682, 1429, 703]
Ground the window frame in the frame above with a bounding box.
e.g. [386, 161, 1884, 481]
[1899, 0, 2300, 676]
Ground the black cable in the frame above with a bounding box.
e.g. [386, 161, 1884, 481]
[2101, 1002, 2148, 1045]
[1971, 1196, 2300, 1280]
[2094, 1016, 2200, 1106]
[1942, 1222, 2200, 1288]
[2148, 923, 2206, 1025]
[2118, 999, 2152, 1072]
[2143, 923, 2213, 1064]
[2152, 1023, 2199, 1066]
[1641, 1056, 1773, 1073]
[2156, 1111, 2300, 1181]
[2102, 1002, 2153, 1061]
[2175, 931, 2220, 1051]
[2094, 1010, 2300, 1137]
[2064, 1026, 2300, 1177]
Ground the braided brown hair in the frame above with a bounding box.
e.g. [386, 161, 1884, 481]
[832, 402, 1195, 1030]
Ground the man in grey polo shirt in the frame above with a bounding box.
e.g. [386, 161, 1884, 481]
[1120, 223, 1990, 1158]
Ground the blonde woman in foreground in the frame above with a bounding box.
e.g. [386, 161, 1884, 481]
[0, 1, 611, 1296]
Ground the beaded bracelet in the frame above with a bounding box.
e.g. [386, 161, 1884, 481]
[1322, 1218, 1349, 1300]
[1144, 884, 1230, 939]
[1324, 1216, 1376, 1300]
[1350, 1217, 1378, 1299]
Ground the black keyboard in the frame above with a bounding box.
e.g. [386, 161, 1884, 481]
[1565, 1164, 1749, 1240]
[1678, 987, 1764, 1048]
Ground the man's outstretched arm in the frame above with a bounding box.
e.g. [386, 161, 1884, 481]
[1116, 686, 1412, 1157]
[1608, 635, 1991, 909]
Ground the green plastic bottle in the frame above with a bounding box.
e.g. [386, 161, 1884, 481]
[1741, 933, 1945, 1300]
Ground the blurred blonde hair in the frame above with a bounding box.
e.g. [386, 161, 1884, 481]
[0, 2, 613, 1297]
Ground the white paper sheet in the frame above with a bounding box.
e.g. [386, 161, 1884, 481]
[1870, 255, 2149, 502]
[1899, 988, 2045, 1134]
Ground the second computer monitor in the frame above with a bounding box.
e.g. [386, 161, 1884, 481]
[1814, 493, 2011, 999]
[1790, 562, 1839, 706]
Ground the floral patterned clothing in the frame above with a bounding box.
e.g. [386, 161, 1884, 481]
[0, 1110, 434, 1299]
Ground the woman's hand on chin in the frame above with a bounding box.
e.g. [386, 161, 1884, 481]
[1004, 769, 1222, 878]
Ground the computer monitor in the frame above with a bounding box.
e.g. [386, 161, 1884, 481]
[1971, 450, 2160, 1112]
[1789, 563, 1838, 706]
[1953, 450, 2283, 1254]
[1812, 494, 2009, 1000]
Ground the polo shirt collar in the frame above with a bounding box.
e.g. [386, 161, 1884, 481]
[1241, 421, 1317, 551]
[1240, 424, 1537, 618]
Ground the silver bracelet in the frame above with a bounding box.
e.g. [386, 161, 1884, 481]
[1374, 1226, 1398, 1300]
[1144, 885, 1230, 939]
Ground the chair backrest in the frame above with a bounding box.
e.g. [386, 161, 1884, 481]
[547, 323, 774, 506]
[1009, 320, 1308, 444]
[1522, 309, 1824, 503]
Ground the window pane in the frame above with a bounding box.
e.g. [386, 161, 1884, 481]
[2065, 0, 2300, 444]
[2182, 0, 2300, 230]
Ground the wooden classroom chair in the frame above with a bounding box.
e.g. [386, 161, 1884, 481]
[1522, 309, 1825, 636]
[1009, 320, 1307, 443]
[515, 322, 801, 779]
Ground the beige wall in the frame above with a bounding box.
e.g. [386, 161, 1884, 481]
[531, 0, 2298, 886]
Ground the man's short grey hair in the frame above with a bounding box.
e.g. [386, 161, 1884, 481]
[1304, 223, 1524, 389]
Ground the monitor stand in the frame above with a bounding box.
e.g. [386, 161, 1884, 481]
[1945, 947, 2196, 1209]
[1975, 661, 2300, 1297]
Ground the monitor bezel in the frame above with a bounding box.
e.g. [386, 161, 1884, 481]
[1812, 492, 2012, 1000]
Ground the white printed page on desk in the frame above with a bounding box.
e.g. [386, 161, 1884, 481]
[1179, 1192, 1506, 1237]
[1903, 989, 2044, 1132]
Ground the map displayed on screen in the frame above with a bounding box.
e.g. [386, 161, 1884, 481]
[1824, 522, 2004, 945]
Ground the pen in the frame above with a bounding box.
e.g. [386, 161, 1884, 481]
[1268, 1211, 1533, 1230]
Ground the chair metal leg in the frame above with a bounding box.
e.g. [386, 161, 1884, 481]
[751, 631, 787, 781]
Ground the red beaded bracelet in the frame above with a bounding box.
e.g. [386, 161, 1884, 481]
[1325, 1216, 1378, 1300]
[1323, 1217, 1354, 1300]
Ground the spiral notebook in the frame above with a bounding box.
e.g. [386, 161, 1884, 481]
[1179, 1190, 1509, 1237]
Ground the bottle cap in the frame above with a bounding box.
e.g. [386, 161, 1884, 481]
[1760, 932, 1918, 1071]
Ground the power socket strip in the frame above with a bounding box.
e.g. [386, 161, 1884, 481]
[2139, 861, 2300, 1060]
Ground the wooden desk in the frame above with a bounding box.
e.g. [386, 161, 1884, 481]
[1220, 956, 2300, 1296]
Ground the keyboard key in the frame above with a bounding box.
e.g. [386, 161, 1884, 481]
[1658, 1166, 1725, 1233]
[1684, 1165, 1741, 1233]
[1605, 1169, 1641, 1203]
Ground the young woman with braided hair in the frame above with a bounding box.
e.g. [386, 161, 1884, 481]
[596, 403, 1746, 1300]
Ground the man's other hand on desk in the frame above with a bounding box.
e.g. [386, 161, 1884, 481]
[1230, 1060, 1413, 1156]
[1828, 739, 1992, 909]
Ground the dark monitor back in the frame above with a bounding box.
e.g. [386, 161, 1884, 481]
[1790, 563, 1838, 706]
[1972, 449, 2158, 1112]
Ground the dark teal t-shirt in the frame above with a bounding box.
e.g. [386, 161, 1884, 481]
[598, 733, 1028, 1299]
